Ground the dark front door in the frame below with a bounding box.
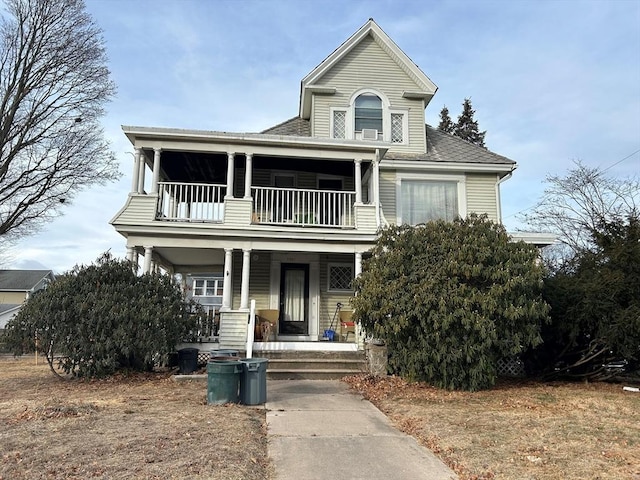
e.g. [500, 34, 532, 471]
[279, 263, 309, 335]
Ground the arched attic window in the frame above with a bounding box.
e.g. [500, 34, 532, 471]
[354, 94, 383, 134]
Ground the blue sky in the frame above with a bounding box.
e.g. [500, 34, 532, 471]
[5, 0, 640, 273]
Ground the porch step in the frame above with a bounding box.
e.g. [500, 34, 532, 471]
[260, 351, 367, 380]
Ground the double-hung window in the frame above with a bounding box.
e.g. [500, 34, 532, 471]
[398, 177, 465, 225]
[355, 94, 383, 133]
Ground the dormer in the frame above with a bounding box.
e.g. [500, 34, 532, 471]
[299, 19, 437, 154]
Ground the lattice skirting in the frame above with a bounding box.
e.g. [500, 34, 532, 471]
[497, 357, 526, 377]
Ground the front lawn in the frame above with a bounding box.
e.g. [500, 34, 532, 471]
[346, 375, 640, 479]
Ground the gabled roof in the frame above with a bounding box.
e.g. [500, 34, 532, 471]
[261, 117, 515, 169]
[0, 270, 55, 292]
[299, 18, 438, 119]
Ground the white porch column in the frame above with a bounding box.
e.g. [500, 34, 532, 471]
[354, 158, 362, 204]
[143, 246, 153, 274]
[355, 252, 363, 277]
[126, 246, 134, 263]
[373, 157, 380, 227]
[131, 148, 142, 193]
[240, 249, 251, 310]
[137, 151, 146, 194]
[222, 248, 233, 310]
[151, 148, 162, 194]
[226, 152, 235, 199]
[243, 153, 253, 199]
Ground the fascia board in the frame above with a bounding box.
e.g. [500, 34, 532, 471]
[509, 232, 558, 246]
[122, 125, 388, 156]
[381, 159, 517, 175]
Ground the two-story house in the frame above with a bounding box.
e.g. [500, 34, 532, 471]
[111, 19, 546, 353]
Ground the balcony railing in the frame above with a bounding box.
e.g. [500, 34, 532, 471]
[252, 186, 355, 227]
[157, 182, 226, 222]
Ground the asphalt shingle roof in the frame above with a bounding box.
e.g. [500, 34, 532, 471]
[0, 270, 54, 291]
[260, 117, 515, 166]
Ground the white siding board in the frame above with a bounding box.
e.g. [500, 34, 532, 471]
[112, 195, 157, 224]
[313, 35, 426, 153]
[319, 254, 355, 332]
[466, 174, 499, 221]
[379, 169, 397, 224]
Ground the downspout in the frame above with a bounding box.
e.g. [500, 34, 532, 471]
[496, 167, 515, 223]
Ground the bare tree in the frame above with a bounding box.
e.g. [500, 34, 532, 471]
[522, 161, 639, 263]
[0, 0, 119, 242]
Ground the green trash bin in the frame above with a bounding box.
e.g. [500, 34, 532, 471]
[239, 358, 269, 405]
[207, 360, 242, 405]
[209, 349, 239, 361]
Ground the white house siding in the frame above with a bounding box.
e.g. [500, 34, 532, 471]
[466, 173, 499, 221]
[112, 195, 156, 224]
[218, 311, 249, 350]
[354, 205, 377, 231]
[319, 254, 355, 333]
[379, 169, 397, 223]
[312, 35, 426, 154]
[223, 198, 252, 226]
[231, 251, 272, 311]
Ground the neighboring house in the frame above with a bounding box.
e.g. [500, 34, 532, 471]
[0, 270, 55, 329]
[111, 19, 553, 352]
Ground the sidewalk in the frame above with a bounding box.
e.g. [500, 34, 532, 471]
[266, 380, 457, 480]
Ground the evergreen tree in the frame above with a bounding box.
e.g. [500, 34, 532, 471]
[437, 106, 455, 133]
[453, 98, 487, 148]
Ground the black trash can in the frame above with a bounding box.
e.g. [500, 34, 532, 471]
[177, 347, 199, 374]
[207, 359, 242, 404]
[239, 357, 269, 405]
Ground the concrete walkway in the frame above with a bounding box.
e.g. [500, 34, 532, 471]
[266, 380, 457, 480]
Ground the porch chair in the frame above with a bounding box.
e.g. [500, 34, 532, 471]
[339, 310, 356, 342]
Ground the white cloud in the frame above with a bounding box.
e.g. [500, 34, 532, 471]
[5, 0, 639, 271]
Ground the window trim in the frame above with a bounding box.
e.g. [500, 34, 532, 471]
[388, 109, 409, 145]
[330, 107, 348, 139]
[192, 277, 224, 297]
[327, 262, 354, 292]
[395, 173, 467, 225]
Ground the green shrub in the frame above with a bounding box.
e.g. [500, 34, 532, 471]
[4, 252, 196, 378]
[352, 215, 549, 391]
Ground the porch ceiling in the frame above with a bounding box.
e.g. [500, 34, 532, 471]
[153, 247, 225, 268]
[147, 150, 365, 184]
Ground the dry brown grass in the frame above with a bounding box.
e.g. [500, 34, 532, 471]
[345, 375, 640, 480]
[0, 357, 271, 480]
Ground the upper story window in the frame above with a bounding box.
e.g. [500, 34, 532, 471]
[331, 89, 408, 144]
[397, 174, 467, 225]
[354, 94, 383, 133]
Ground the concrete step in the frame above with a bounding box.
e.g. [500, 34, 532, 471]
[262, 351, 367, 380]
[267, 368, 362, 380]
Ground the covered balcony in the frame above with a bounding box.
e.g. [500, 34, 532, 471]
[125, 145, 381, 232]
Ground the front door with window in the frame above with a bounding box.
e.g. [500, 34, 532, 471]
[279, 263, 309, 335]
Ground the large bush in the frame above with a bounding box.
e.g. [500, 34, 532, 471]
[4, 253, 196, 378]
[352, 215, 550, 391]
[527, 214, 640, 380]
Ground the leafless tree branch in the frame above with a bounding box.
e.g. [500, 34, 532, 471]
[0, 0, 120, 241]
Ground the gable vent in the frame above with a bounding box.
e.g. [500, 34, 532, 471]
[362, 128, 378, 140]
